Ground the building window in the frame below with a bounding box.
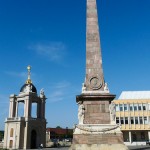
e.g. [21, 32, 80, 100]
[124, 104, 128, 111]
[120, 117, 124, 124]
[144, 117, 148, 124]
[132, 133, 137, 142]
[130, 117, 134, 124]
[139, 117, 143, 124]
[141, 132, 145, 140]
[143, 104, 147, 111]
[119, 104, 123, 111]
[135, 117, 138, 124]
[115, 104, 119, 111]
[125, 117, 128, 124]
[134, 104, 138, 111]
[116, 117, 119, 124]
[129, 104, 133, 111]
[138, 104, 142, 111]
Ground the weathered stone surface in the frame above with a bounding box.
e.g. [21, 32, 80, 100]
[85, 0, 104, 91]
[83, 100, 110, 124]
[72, 133, 124, 145]
[70, 144, 128, 150]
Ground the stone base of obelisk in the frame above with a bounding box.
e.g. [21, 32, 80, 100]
[70, 144, 128, 150]
[70, 124, 129, 150]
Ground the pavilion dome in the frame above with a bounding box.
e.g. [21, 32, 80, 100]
[20, 83, 37, 93]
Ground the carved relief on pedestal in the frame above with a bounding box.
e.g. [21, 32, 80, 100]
[109, 101, 116, 124]
[89, 76, 103, 90]
[78, 102, 85, 125]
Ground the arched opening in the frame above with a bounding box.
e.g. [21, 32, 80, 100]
[31, 103, 38, 118]
[30, 130, 37, 149]
[18, 102, 24, 117]
[9, 140, 13, 148]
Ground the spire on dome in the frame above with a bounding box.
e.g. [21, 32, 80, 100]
[20, 65, 37, 93]
[26, 65, 32, 84]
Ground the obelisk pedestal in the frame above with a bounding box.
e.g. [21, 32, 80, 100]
[70, 92, 128, 150]
[70, 0, 128, 149]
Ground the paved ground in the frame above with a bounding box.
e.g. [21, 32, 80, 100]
[128, 145, 150, 150]
[31, 146, 150, 150]
[1, 145, 150, 150]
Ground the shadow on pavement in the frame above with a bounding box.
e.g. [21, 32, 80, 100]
[129, 146, 150, 150]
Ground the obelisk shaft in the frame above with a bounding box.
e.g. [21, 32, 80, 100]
[85, 0, 104, 91]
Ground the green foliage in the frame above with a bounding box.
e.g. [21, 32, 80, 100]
[56, 126, 62, 128]
[0, 132, 4, 141]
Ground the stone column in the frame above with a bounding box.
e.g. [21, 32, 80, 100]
[129, 131, 132, 144]
[15, 101, 18, 117]
[37, 102, 40, 118]
[24, 95, 31, 118]
[40, 89, 46, 119]
[148, 131, 150, 142]
[9, 94, 16, 118]
[41, 99, 46, 118]
[24, 99, 28, 118]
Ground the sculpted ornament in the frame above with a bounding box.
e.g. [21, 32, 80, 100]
[89, 76, 103, 90]
[78, 102, 85, 124]
[40, 88, 45, 98]
[26, 84, 32, 92]
[82, 83, 86, 93]
[109, 101, 116, 124]
[104, 82, 109, 92]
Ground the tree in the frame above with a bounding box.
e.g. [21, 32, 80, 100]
[56, 126, 61, 129]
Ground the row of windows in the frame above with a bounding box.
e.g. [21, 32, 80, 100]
[115, 103, 149, 112]
[116, 116, 149, 125]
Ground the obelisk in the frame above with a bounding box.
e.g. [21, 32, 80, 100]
[70, 0, 128, 149]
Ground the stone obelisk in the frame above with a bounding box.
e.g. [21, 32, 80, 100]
[70, 0, 128, 150]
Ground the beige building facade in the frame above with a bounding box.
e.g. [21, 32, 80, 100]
[3, 66, 46, 149]
[114, 91, 150, 146]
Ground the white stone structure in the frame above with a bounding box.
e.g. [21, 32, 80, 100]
[78, 102, 85, 125]
[109, 101, 116, 124]
[3, 66, 47, 149]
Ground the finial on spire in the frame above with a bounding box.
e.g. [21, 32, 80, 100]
[26, 65, 32, 84]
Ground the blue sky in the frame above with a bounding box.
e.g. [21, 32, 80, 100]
[0, 0, 150, 130]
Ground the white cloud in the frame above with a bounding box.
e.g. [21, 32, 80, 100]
[47, 91, 64, 103]
[4, 71, 36, 83]
[53, 81, 70, 89]
[46, 81, 73, 103]
[28, 42, 67, 62]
